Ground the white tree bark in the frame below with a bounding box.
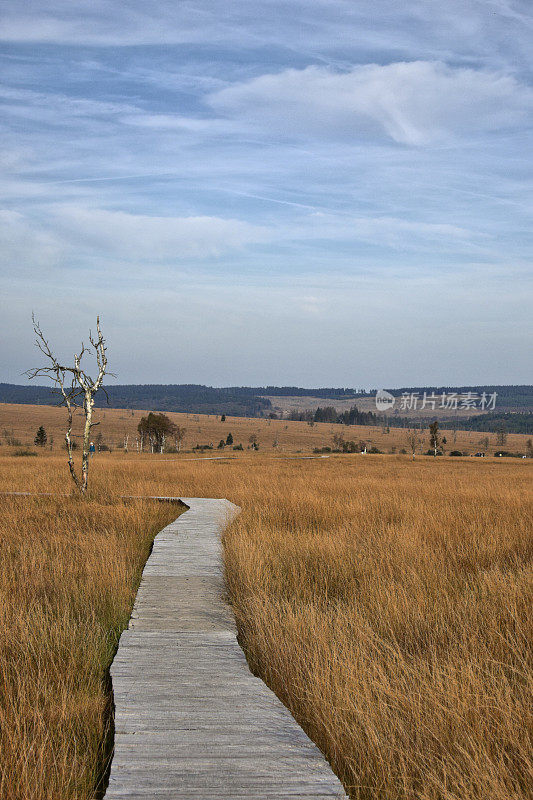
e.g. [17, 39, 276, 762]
[27, 315, 110, 495]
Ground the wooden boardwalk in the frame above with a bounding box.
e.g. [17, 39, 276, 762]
[105, 497, 347, 799]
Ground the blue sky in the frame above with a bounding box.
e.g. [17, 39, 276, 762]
[0, 0, 531, 387]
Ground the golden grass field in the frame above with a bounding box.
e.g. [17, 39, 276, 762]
[0, 401, 530, 456]
[0, 407, 532, 799]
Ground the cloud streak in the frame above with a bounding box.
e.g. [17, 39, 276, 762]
[209, 62, 533, 145]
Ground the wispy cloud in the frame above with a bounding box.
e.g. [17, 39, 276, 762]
[0, 1, 531, 384]
[0, 205, 272, 265]
[209, 62, 533, 145]
[52, 206, 272, 259]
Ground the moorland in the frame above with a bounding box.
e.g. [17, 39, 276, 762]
[0, 404, 531, 800]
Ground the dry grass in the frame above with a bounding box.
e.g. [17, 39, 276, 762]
[1, 450, 531, 799]
[0, 401, 529, 456]
[0, 465, 179, 800]
[223, 458, 533, 800]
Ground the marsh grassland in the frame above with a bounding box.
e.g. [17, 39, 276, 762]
[223, 457, 533, 800]
[0, 450, 531, 799]
[1, 401, 530, 456]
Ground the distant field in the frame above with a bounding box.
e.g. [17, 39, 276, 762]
[0, 402, 530, 455]
[263, 393, 490, 418]
[1, 451, 531, 800]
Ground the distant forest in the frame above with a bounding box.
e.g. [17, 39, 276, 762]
[1, 383, 531, 431]
[0, 383, 272, 417]
[442, 412, 533, 435]
[286, 405, 533, 434]
[287, 405, 379, 426]
[385, 411, 533, 435]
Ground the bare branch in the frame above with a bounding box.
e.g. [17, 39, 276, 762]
[26, 314, 110, 494]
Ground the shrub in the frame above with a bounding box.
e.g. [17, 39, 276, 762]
[342, 440, 358, 453]
[13, 449, 37, 457]
[450, 450, 463, 457]
[233, 444, 244, 451]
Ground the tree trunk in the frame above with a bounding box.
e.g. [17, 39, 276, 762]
[81, 392, 94, 493]
[65, 402, 81, 491]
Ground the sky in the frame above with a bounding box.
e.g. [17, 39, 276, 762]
[0, 0, 531, 388]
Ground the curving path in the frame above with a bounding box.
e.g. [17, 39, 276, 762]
[105, 497, 347, 799]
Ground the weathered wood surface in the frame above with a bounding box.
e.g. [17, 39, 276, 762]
[105, 497, 347, 799]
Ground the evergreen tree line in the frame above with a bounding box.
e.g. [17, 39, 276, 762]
[287, 405, 379, 426]
[286, 406, 533, 435]
[384, 411, 533, 435]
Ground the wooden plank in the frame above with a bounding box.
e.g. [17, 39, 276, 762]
[105, 497, 347, 799]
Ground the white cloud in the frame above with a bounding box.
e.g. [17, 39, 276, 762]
[300, 213, 483, 250]
[48, 206, 271, 259]
[208, 62, 533, 145]
[0, 85, 138, 126]
[121, 113, 236, 134]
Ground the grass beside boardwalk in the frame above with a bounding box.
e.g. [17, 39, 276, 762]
[223, 458, 533, 800]
[0, 451, 531, 799]
[0, 465, 179, 800]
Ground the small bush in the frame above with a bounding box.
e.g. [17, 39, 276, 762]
[368, 446, 382, 454]
[450, 450, 463, 457]
[233, 444, 244, 451]
[14, 449, 37, 457]
[342, 440, 358, 453]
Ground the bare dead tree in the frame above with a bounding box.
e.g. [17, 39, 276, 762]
[406, 428, 420, 460]
[26, 315, 110, 494]
[174, 425, 186, 452]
